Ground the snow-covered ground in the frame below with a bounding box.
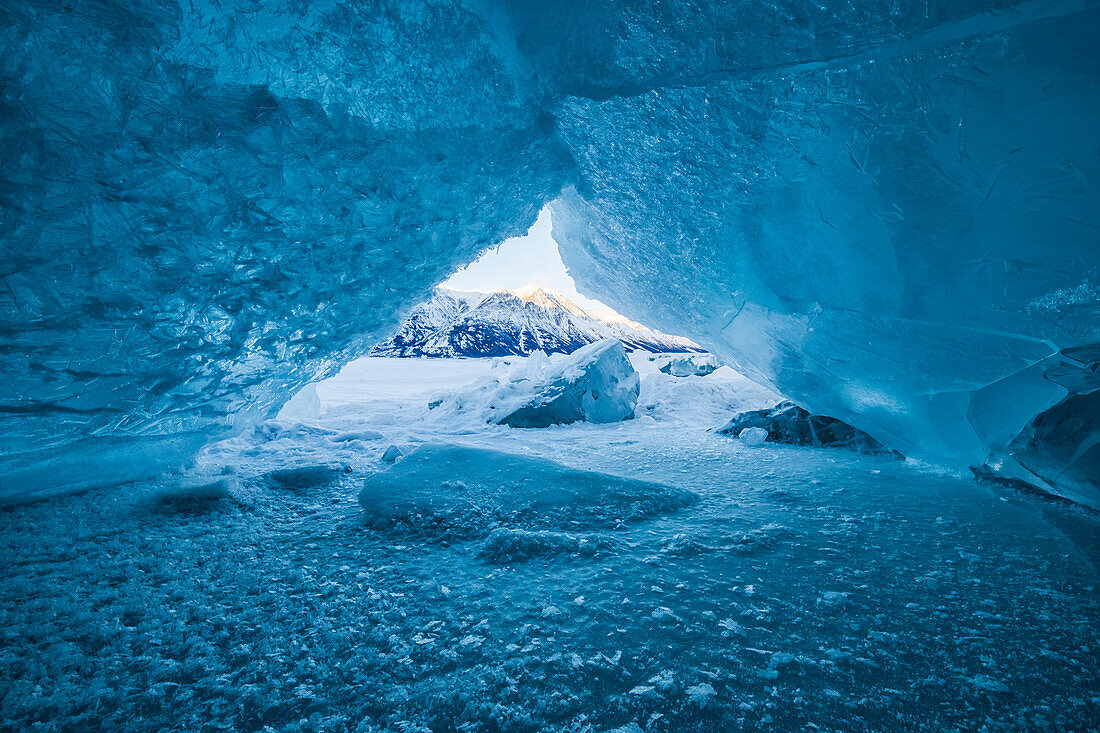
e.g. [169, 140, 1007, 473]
[1, 354, 1097, 732]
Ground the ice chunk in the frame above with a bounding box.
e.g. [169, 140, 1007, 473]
[718, 402, 895, 455]
[738, 427, 769, 447]
[603, 724, 644, 733]
[418, 342, 638, 429]
[685, 682, 717, 707]
[357, 444, 697, 539]
[381, 445, 404, 463]
[148, 478, 238, 515]
[499, 340, 639, 427]
[330, 430, 386, 443]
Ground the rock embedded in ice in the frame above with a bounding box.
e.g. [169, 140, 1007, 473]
[499, 340, 639, 428]
[719, 402, 896, 455]
[381, 445, 403, 463]
[738, 427, 769, 447]
[657, 353, 719, 378]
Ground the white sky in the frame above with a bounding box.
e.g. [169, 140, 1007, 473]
[442, 207, 608, 311]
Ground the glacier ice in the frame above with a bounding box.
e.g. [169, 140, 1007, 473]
[1, 0, 1098, 504]
[0, 0, 568, 502]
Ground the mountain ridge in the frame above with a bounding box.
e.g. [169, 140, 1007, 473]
[372, 286, 703, 358]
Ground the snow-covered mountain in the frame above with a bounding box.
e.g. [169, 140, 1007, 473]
[372, 285, 703, 358]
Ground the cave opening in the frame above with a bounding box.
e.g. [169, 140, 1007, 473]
[1, 0, 1098, 729]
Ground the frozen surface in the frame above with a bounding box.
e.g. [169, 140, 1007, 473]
[0, 355, 1096, 730]
[2, 0, 1098, 503]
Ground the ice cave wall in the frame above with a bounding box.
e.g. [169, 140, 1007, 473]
[544, 0, 1100, 505]
[0, 0, 568, 501]
[1, 0, 1097, 505]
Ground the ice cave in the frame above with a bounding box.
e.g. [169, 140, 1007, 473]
[0, 1, 1097, 731]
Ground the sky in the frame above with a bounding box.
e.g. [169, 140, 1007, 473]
[442, 207, 608, 311]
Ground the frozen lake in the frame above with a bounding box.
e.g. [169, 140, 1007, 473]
[1, 355, 1096, 731]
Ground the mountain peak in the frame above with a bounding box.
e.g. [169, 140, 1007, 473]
[511, 285, 590, 319]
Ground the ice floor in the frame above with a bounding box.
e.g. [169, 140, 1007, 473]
[1, 356, 1097, 732]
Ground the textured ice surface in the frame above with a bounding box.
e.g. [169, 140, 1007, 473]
[0, 354, 1096, 731]
[2, 0, 1098, 503]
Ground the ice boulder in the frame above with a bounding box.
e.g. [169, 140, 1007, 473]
[657, 353, 719, 378]
[718, 402, 896, 455]
[499, 340, 639, 428]
[357, 443, 697, 539]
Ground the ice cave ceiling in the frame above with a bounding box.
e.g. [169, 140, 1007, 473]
[0, 0, 1097, 505]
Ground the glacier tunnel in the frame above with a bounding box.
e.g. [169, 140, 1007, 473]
[0, 1, 1098, 731]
